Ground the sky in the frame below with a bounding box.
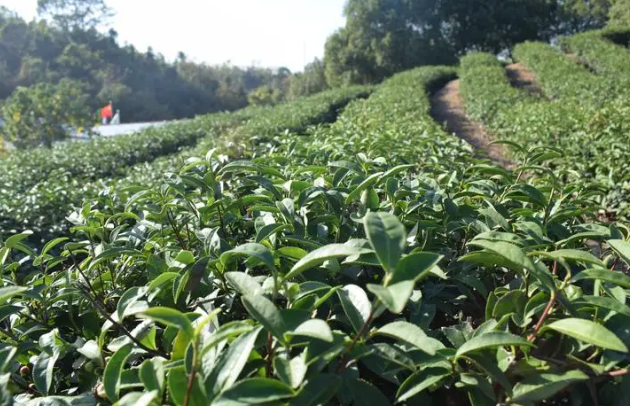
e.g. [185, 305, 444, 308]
[0, 0, 348, 72]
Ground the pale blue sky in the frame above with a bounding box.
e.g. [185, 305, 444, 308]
[0, 0, 348, 72]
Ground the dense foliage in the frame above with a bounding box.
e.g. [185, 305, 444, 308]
[2, 54, 630, 405]
[0, 85, 370, 243]
[459, 37, 630, 215]
[323, 0, 622, 86]
[0, 79, 93, 148]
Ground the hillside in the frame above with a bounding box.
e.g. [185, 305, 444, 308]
[3, 26, 630, 406]
[0, 8, 291, 122]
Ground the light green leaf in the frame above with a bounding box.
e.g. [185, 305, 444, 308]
[531, 249, 604, 268]
[256, 224, 292, 244]
[242, 295, 287, 344]
[117, 287, 146, 321]
[114, 390, 158, 406]
[396, 367, 450, 403]
[221, 243, 277, 272]
[345, 172, 383, 204]
[572, 268, 630, 288]
[367, 282, 414, 314]
[33, 352, 59, 396]
[174, 250, 195, 265]
[0, 286, 27, 302]
[511, 370, 588, 404]
[285, 244, 371, 280]
[468, 240, 554, 290]
[373, 321, 442, 355]
[288, 319, 333, 342]
[574, 296, 630, 318]
[391, 252, 443, 284]
[608, 239, 630, 266]
[274, 354, 307, 389]
[138, 307, 194, 337]
[168, 366, 206, 406]
[103, 344, 133, 402]
[364, 212, 406, 272]
[139, 358, 164, 395]
[225, 272, 263, 296]
[337, 284, 372, 334]
[210, 327, 263, 394]
[545, 318, 628, 352]
[455, 332, 533, 359]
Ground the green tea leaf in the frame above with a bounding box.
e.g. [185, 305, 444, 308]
[104, 343, 133, 402]
[347, 379, 392, 406]
[396, 367, 450, 402]
[225, 272, 263, 296]
[0, 286, 27, 302]
[391, 252, 443, 284]
[572, 268, 630, 288]
[574, 295, 630, 318]
[288, 374, 341, 406]
[288, 319, 333, 342]
[373, 321, 443, 355]
[545, 318, 628, 352]
[511, 370, 588, 404]
[531, 249, 604, 267]
[456, 332, 533, 358]
[139, 307, 194, 337]
[242, 295, 287, 344]
[337, 284, 372, 334]
[608, 239, 630, 266]
[285, 244, 371, 280]
[221, 243, 277, 272]
[367, 281, 414, 314]
[213, 378, 294, 406]
[364, 212, 407, 272]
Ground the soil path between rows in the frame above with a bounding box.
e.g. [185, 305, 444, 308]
[505, 63, 544, 97]
[431, 79, 514, 169]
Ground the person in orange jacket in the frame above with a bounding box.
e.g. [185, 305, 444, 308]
[101, 101, 113, 125]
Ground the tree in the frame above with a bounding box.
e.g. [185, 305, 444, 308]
[288, 59, 328, 99]
[609, 0, 630, 26]
[247, 85, 281, 106]
[0, 79, 93, 148]
[323, 0, 457, 86]
[37, 0, 114, 31]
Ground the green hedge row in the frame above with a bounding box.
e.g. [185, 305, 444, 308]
[559, 29, 630, 77]
[460, 51, 630, 215]
[512, 41, 616, 103]
[3, 61, 630, 406]
[0, 87, 371, 242]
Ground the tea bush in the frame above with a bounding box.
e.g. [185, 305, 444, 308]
[0, 87, 371, 243]
[460, 51, 630, 215]
[2, 64, 630, 406]
[559, 29, 630, 77]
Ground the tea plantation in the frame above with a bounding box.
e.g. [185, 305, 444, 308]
[3, 29, 630, 406]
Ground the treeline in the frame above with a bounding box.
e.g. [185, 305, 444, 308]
[322, 0, 630, 86]
[0, 7, 296, 123]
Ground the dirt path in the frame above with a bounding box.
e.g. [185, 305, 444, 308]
[431, 79, 513, 169]
[505, 63, 544, 96]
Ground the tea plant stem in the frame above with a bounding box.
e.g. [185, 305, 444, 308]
[183, 343, 198, 406]
[528, 293, 556, 341]
[608, 369, 629, 377]
[266, 332, 274, 378]
[74, 281, 166, 357]
[167, 210, 188, 250]
[337, 309, 375, 374]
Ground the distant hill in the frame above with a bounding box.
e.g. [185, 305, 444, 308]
[0, 7, 291, 122]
